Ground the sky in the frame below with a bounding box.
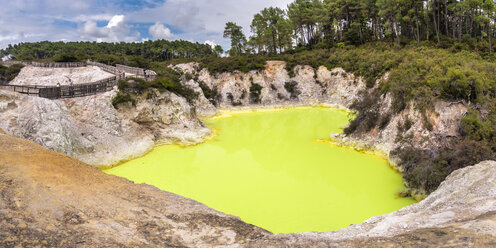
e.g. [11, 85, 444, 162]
[0, 0, 293, 50]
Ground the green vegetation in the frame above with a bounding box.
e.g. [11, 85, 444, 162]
[111, 92, 135, 109]
[249, 83, 263, 103]
[1, 40, 218, 65]
[223, 0, 496, 54]
[112, 68, 198, 108]
[198, 55, 267, 74]
[249, 7, 293, 54]
[199, 81, 219, 105]
[223, 22, 247, 56]
[0, 64, 24, 85]
[284, 81, 301, 100]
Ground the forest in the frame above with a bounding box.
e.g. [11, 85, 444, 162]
[224, 0, 496, 56]
[0, 40, 222, 67]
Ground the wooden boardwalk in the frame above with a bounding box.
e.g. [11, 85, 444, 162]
[0, 61, 154, 99]
[1, 76, 122, 99]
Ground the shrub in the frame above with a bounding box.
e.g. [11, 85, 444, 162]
[249, 83, 263, 103]
[53, 53, 81, 62]
[378, 113, 392, 129]
[343, 90, 381, 134]
[0, 64, 24, 84]
[112, 93, 135, 109]
[199, 54, 267, 74]
[199, 81, 218, 105]
[117, 79, 130, 91]
[284, 81, 300, 100]
[393, 138, 495, 194]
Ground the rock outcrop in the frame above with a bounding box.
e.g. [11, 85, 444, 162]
[1, 132, 495, 247]
[0, 89, 210, 168]
[332, 96, 468, 156]
[172, 62, 366, 116]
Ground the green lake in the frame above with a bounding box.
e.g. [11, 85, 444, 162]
[105, 107, 415, 234]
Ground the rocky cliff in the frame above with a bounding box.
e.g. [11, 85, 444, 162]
[172, 61, 367, 115]
[0, 89, 210, 168]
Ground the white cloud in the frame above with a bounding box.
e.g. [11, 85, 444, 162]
[149, 22, 174, 40]
[204, 40, 218, 48]
[78, 15, 140, 42]
[107, 15, 125, 28]
[0, 0, 294, 49]
[128, 0, 294, 48]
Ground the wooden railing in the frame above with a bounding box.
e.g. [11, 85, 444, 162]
[0, 61, 87, 68]
[2, 75, 121, 99]
[87, 61, 123, 75]
[116, 64, 157, 81]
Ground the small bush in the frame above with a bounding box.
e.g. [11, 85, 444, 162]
[379, 113, 392, 129]
[199, 81, 218, 105]
[284, 81, 300, 100]
[343, 90, 381, 134]
[53, 53, 81, 62]
[117, 79, 130, 91]
[249, 83, 263, 103]
[0, 64, 24, 84]
[112, 93, 135, 109]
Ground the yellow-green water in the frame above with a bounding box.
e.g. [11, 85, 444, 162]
[105, 107, 415, 234]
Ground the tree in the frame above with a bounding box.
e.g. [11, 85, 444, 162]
[223, 22, 247, 56]
[377, 0, 402, 46]
[214, 45, 224, 57]
[249, 7, 294, 54]
[287, 0, 326, 47]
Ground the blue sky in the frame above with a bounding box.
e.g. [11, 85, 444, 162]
[0, 0, 293, 49]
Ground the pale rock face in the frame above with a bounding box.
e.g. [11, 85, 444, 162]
[317, 67, 366, 107]
[334, 94, 468, 157]
[172, 63, 217, 117]
[0, 89, 210, 167]
[175, 61, 367, 110]
[10, 66, 115, 86]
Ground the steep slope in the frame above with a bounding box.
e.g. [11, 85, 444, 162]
[0, 89, 210, 168]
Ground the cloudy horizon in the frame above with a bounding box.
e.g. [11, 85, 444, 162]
[0, 0, 293, 50]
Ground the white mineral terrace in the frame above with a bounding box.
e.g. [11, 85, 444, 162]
[10, 65, 115, 86]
